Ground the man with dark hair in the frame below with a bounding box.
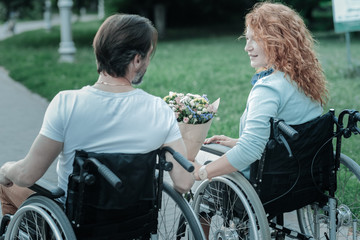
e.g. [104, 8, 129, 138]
[0, 14, 194, 215]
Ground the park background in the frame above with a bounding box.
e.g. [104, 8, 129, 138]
[0, 0, 359, 159]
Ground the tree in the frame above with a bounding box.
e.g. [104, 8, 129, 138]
[104, 0, 257, 37]
[283, 0, 321, 25]
[103, 0, 327, 35]
[0, 0, 45, 22]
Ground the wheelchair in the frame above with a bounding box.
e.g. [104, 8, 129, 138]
[192, 109, 360, 239]
[0, 147, 206, 239]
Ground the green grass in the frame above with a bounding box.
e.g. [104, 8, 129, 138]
[0, 20, 359, 160]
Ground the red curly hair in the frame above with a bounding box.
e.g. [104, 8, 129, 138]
[244, 2, 328, 106]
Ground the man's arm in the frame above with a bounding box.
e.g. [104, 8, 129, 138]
[0, 134, 63, 187]
[162, 138, 194, 193]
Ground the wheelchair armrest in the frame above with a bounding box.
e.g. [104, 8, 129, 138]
[200, 143, 231, 156]
[29, 178, 65, 199]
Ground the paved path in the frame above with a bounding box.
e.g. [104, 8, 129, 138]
[0, 14, 97, 40]
[0, 67, 52, 217]
[0, 67, 51, 178]
[0, 14, 98, 182]
[0, 14, 98, 217]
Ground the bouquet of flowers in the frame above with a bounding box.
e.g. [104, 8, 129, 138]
[164, 92, 220, 160]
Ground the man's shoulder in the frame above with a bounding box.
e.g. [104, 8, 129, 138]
[136, 89, 166, 103]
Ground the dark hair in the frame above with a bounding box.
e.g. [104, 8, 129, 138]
[93, 14, 158, 77]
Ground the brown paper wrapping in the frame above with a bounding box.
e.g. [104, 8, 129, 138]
[178, 98, 220, 160]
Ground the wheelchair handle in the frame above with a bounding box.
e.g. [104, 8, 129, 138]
[87, 157, 123, 191]
[354, 112, 360, 122]
[162, 147, 195, 173]
[277, 120, 299, 141]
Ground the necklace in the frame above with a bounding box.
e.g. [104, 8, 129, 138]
[95, 80, 131, 87]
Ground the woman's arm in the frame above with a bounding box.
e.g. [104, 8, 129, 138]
[193, 154, 237, 180]
[0, 134, 63, 187]
[195, 79, 282, 180]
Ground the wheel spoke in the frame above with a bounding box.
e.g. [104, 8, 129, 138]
[297, 154, 360, 239]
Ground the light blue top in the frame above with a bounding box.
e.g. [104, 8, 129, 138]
[226, 70, 323, 172]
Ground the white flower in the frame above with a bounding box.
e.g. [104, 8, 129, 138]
[181, 96, 190, 104]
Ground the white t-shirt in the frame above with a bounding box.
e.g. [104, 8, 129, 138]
[40, 86, 181, 198]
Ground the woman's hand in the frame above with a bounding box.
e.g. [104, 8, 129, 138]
[204, 135, 237, 148]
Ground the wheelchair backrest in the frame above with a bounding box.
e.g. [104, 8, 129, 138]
[66, 149, 160, 239]
[250, 111, 335, 217]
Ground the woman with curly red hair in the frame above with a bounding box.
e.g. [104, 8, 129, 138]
[194, 2, 328, 180]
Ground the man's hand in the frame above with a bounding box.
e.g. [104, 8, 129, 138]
[192, 161, 202, 181]
[0, 163, 13, 187]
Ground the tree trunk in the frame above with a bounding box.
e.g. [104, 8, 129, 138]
[154, 4, 166, 38]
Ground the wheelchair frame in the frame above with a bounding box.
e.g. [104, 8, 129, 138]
[1, 147, 206, 240]
[192, 109, 360, 240]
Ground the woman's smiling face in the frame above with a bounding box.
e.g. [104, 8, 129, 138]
[244, 27, 268, 70]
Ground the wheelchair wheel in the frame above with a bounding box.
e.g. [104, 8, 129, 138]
[297, 153, 360, 239]
[157, 181, 205, 239]
[192, 174, 271, 240]
[5, 195, 76, 240]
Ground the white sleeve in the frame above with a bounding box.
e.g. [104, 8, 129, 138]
[40, 93, 65, 142]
